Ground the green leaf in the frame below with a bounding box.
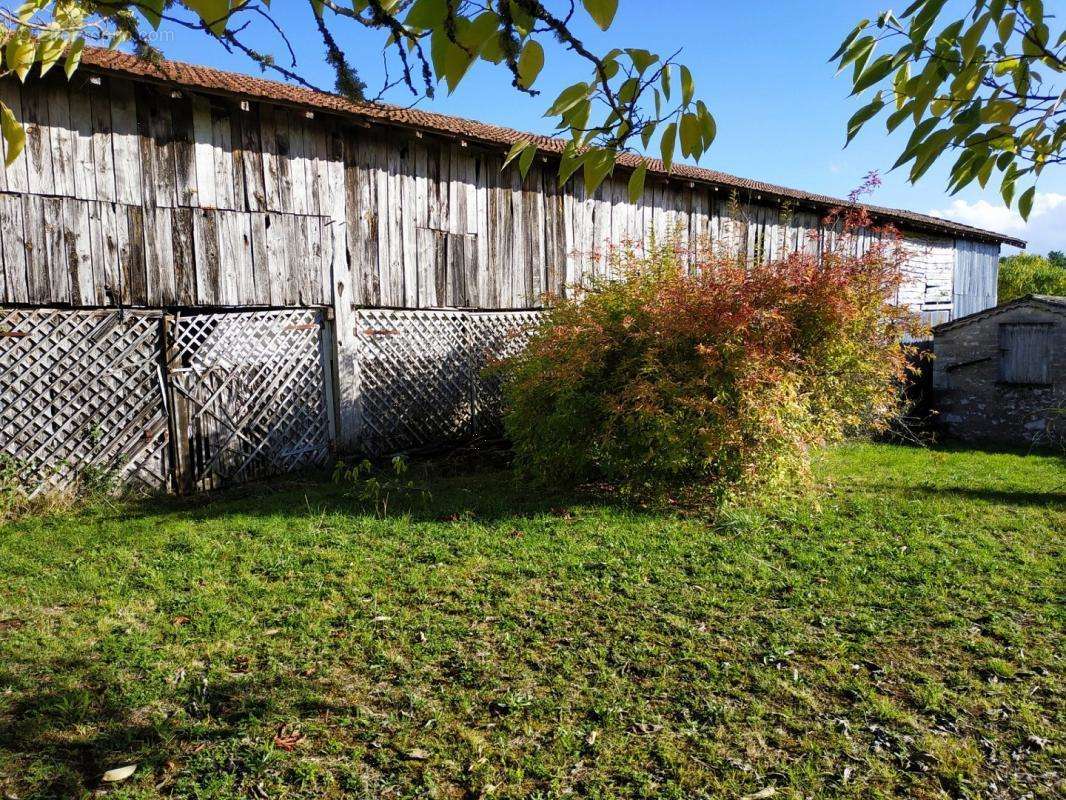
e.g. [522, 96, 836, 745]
[1, 101, 25, 166]
[583, 148, 615, 195]
[503, 139, 533, 171]
[660, 121, 677, 171]
[518, 143, 537, 177]
[660, 66, 671, 101]
[140, 0, 165, 28]
[184, 0, 232, 35]
[679, 65, 694, 106]
[517, 40, 545, 89]
[640, 121, 657, 150]
[679, 112, 701, 160]
[36, 35, 65, 78]
[5, 33, 36, 82]
[830, 19, 871, 62]
[997, 12, 1016, 44]
[404, 0, 447, 29]
[1018, 185, 1035, 219]
[852, 53, 895, 94]
[582, 0, 619, 30]
[546, 82, 590, 117]
[846, 92, 885, 145]
[64, 38, 85, 79]
[628, 161, 648, 203]
[625, 48, 658, 73]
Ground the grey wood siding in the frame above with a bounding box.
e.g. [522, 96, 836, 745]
[0, 71, 998, 316]
[954, 239, 1000, 319]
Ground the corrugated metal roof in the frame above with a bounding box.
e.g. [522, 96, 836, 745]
[77, 47, 1026, 248]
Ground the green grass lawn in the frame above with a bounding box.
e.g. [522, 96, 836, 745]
[0, 444, 1062, 799]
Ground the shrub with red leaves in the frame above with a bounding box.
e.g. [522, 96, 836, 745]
[495, 224, 922, 504]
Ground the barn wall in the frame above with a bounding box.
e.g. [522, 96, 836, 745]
[0, 72, 1004, 449]
[0, 71, 983, 315]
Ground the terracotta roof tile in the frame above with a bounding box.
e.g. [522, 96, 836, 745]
[79, 47, 1025, 248]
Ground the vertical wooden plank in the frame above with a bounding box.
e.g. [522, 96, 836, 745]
[238, 103, 266, 211]
[234, 211, 256, 305]
[211, 102, 237, 210]
[527, 166, 545, 304]
[135, 83, 178, 209]
[346, 133, 379, 306]
[259, 103, 285, 212]
[120, 204, 147, 305]
[170, 92, 198, 206]
[0, 194, 28, 302]
[89, 79, 117, 202]
[191, 94, 218, 208]
[88, 200, 121, 303]
[248, 212, 270, 304]
[23, 195, 48, 302]
[20, 82, 54, 194]
[193, 208, 220, 305]
[68, 81, 97, 201]
[45, 81, 76, 198]
[399, 147, 418, 306]
[64, 198, 93, 306]
[265, 211, 290, 306]
[474, 154, 491, 306]
[287, 111, 309, 216]
[171, 207, 197, 304]
[143, 205, 176, 305]
[42, 196, 69, 303]
[109, 78, 143, 206]
[383, 139, 403, 304]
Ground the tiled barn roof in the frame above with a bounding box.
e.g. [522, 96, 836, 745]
[79, 47, 1026, 248]
[933, 294, 1066, 331]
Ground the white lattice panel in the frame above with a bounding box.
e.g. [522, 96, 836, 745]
[168, 309, 331, 492]
[355, 309, 471, 454]
[468, 311, 542, 435]
[0, 308, 169, 497]
[354, 308, 542, 454]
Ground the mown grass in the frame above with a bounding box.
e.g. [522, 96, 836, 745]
[0, 443, 1062, 799]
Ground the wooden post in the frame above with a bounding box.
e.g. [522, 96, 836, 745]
[318, 307, 341, 453]
[160, 313, 193, 494]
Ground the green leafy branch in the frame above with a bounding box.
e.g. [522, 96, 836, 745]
[835, 0, 1064, 219]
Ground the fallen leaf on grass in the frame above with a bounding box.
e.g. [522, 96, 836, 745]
[0, 618, 24, 631]
[741, 789, 777, 800]
[629, 722, 663, 735]
[101, 764, 137, 783]
[172, 615, 191, 626]
[405, 748, 430, 761]
[273, 727, 305, 751]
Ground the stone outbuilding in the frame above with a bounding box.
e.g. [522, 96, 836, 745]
[932, 295, 1066, 448]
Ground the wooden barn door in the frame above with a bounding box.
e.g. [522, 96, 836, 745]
[163, 309, 336, 493]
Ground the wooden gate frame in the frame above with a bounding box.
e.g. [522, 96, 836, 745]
[160, 308, 338, 495]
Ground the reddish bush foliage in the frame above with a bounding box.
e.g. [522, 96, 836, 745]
[495, 222, 922, 503]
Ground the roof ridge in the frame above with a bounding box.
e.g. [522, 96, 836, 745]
[75, 46, 1025, 247]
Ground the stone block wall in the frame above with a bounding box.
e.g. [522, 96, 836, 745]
[932, 302, 1065, 448]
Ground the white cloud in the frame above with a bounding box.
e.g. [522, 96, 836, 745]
[927, 193, 1066, 253]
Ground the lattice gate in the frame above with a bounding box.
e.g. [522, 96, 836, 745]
[165, 309, 335, 493]
[1, 308, 170, 497]
[354, 309, 541, 455]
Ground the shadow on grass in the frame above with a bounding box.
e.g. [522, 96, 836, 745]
[0, 658, 318, 798]
[868, 483, 1066, 508]
[108, 451, 638, 528]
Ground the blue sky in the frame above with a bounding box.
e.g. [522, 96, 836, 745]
[149, 1, 1064, 254]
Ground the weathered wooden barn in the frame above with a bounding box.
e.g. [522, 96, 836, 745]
[0, 49, 1023, 495]
[933, 295, 1065, 448]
